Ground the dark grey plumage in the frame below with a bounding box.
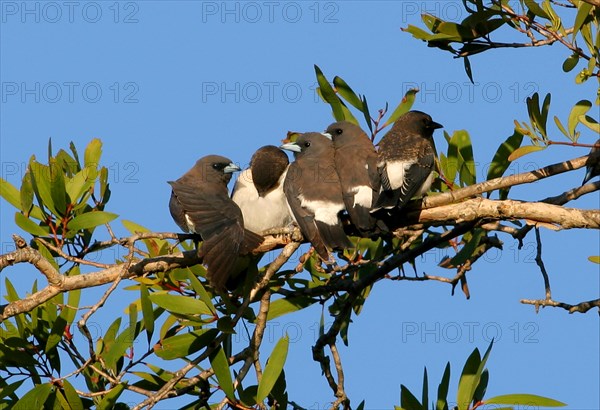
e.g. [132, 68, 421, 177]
[371, 110, 443, 212]
[231, 145, 292, 234]
[326, 121, 380, 233]
[281, 132, 352, 260]
[168, 155, 264, 289]
[582, 138, 600, 185]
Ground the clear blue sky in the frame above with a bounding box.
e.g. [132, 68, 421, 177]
[1, 1, 598, 408]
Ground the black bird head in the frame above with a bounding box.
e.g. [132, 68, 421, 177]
[182, 154, 240, 186]
[249, 145, 289, 197]
[280, 132, 333, 158]
[325, 121, 369, 145]
[391, 110, 443, 140]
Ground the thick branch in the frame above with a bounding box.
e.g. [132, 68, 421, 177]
[422, 155, 589, 209]
[410, 198, 600, 229]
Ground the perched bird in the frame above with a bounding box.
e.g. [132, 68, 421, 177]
[231, 145, 293, 234]
[371, 110, 443, 212]
[168, 155, 264, 289]
[582, 138, 600, 185]
[325, 121, 380, 233]
[281, 132, 352, 260]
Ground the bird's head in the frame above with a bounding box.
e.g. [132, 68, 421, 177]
[280, 132, 333, 158]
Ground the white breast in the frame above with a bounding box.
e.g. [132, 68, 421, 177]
[232, 168, 293, 233]
[298, 194, 345, 226]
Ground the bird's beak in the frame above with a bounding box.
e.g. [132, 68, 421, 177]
[224, 163, 241, 174]
[431, 121, 443, 130]
[280, 142, 301, 153]
[321, 132, 332, 140]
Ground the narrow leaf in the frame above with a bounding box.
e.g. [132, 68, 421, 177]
[67, 211, 118, 232]
[210, 346, 235, 400]
[382, 89, 418, 128]
[314, 65, 345, 121]
[148, 293, 212, 316]
[485, 394, 566, 406]
[14, 212, 50, 237]
[155, 328, 218, 360]
[568, 100, 592, 138]
[140, 284, 154, 343]
[487, 131, 524, 182]
[96, 383, 126, 410]
[507, 145, 546, 161]
[265, 297, 316, 321]
[257, 335, 289, 402]
[84, 138, 102, 169]
[13, 383, 53, 410]
[333, 76, 363, 110]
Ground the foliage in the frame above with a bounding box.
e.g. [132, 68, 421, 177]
[395, 341, 565, 410]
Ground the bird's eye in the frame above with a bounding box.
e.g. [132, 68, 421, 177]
[335, 129, 343, 135]
[212, 163, 220, 169]
[304, 141, 311, 147]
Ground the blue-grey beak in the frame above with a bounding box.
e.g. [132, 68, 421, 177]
[224, 163, 241, 173]
[280, 142, 301, 153]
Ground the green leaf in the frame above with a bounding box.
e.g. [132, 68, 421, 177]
[400, 384, 423, 410]
[148, 292, 213, 316]
[454, 130, 476, 186]
[568, 100, 592, 139]
[314, 65, 345, 121]
[456, 347, 481, 410]
[421, 367, 428, 410]
[382, 89, 418, 128]
[65, 167, 97, 203]
[210, 346, 235, 400]
[30, 158, 57, 216]
[140, 284, 154, 344]
[60, 379, 83, 410]
[96, 383, 126, 410]
[13, 383, 53, 410]
[507, 145, 546, 161]
[485, 394, 566, 406]
[333, 76, 363, 110]
[487, 131, 524, 182]
[84, 138, 102, 168]
[14, 212, 50, 237]
[361, 95, 373, 133]
[436, 362, 450, 410]
[265, 296, 316, 321]
[472, 369, 489, 403]
[463, 56, 474, 83]
[67, 211, 118, 232]
[553, 116, 570, 139]
[0, 177, 22, 210]
[588, 256, 600, 264]
[524, 0, 550, 19]
[573, 1, 592, 38]
[579, 115, 600, 133]
[49, 159, 67, 216]
[257, 335, 289, 402]
[186, 270, 217, 315]
[20, 172, 34, 217]
[562, 53, 579, 73]
[155, 328, 218, 360]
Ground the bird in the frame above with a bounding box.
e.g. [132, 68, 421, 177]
[371, 110, 443, 212]
[168, 155, 264, 289]
[325, 121, 380, 233]
[231, 145, 293, 234]
[582, 138, 600, 185]
[280, 132, 353, 260]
